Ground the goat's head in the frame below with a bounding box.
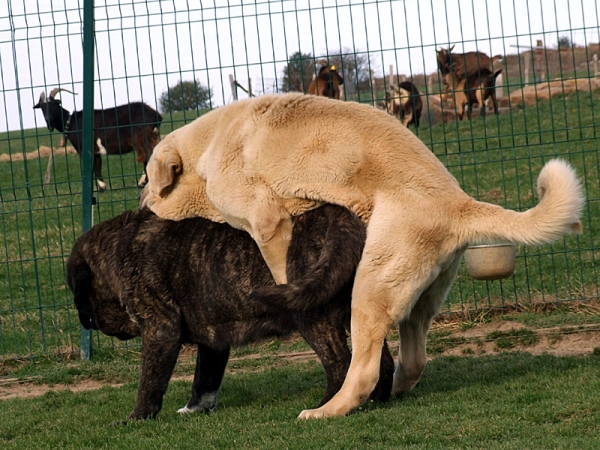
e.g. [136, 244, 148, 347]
[436, 45, 456, 75]
[33, 88, 76, 133]
[316, 63, 344, 85]
[310, 61, 344, 99]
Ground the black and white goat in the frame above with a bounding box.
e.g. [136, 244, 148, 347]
[34, 88, 163, 191]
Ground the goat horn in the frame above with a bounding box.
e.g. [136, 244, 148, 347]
[49, 87, 77, 99]
[38, 91, 46, 103]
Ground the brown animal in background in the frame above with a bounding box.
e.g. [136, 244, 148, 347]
[308, 63, 344, 99]
[436, 45, 502, 79]
[445, 68, 502, 119]
[386, 81, 423, 129]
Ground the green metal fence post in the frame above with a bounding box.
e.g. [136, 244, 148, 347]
[80, 0, 95, 360]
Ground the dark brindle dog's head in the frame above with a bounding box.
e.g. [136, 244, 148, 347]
[66, 211, 140, 341]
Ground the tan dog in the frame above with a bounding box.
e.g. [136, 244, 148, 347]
[141, 93, 584, 419]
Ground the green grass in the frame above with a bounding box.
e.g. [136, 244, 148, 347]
[1, 351, 599, 449]
[1, 92, 600, 360]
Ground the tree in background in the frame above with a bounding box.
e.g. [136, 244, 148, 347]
[159, 79, 212, 113]
[557, 36, 572, 50]
[281, 51, 314, 93]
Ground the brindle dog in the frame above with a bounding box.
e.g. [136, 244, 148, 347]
[66, 205, 394, 423]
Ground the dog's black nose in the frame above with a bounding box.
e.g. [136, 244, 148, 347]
[78, 311, 98, 330]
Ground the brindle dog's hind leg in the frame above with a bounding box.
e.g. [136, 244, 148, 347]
[178, 345, 230, 414]
[295, 309, 351, 406]
[296, 310, 394, 406]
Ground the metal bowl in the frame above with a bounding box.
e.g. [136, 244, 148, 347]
[464, 244, 517, 281]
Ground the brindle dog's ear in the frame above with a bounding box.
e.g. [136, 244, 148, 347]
[158, 149, 183, 197]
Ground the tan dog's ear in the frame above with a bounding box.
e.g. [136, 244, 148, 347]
[157, 149, 183, 197]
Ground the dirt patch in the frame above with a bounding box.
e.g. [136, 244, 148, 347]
[0, 349, 324, 401]
[454, 320, 527, 338]
[0, 379, 124, 400]
[1, 324, 598, 401]
[0, 146, 77, 162]
[498, 76, 600, 108]
[438, 323, 600, 357]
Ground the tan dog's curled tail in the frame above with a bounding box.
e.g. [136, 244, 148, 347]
[462, 159, 584, 246]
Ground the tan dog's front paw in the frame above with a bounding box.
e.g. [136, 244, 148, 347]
[298, 408, 328, 419]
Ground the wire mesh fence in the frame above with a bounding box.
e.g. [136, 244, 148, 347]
[1, 0, 599, 360]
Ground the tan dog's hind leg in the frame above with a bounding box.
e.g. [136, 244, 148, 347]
[299, 210, 438, 419]
[391, 254, 462, 395]
[298, 277, 394, 419]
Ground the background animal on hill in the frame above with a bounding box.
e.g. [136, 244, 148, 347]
[141, 93, 583, 419]
[66, 205, 394, 422]
[308, 62, 344, 99]
[445, 68, 503, 119]
[34, 88, 162, 191]
[385, 81, 423, 129]
[436, 46, 502, 79]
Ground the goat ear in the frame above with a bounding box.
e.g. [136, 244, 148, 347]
[157, 149, 183, 197]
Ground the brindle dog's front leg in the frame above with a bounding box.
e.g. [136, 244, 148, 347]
[178, 345, 230, 414]
[127, 327, 183, 421]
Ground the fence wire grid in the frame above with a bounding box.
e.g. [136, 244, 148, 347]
[1, 0, 599, 360]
